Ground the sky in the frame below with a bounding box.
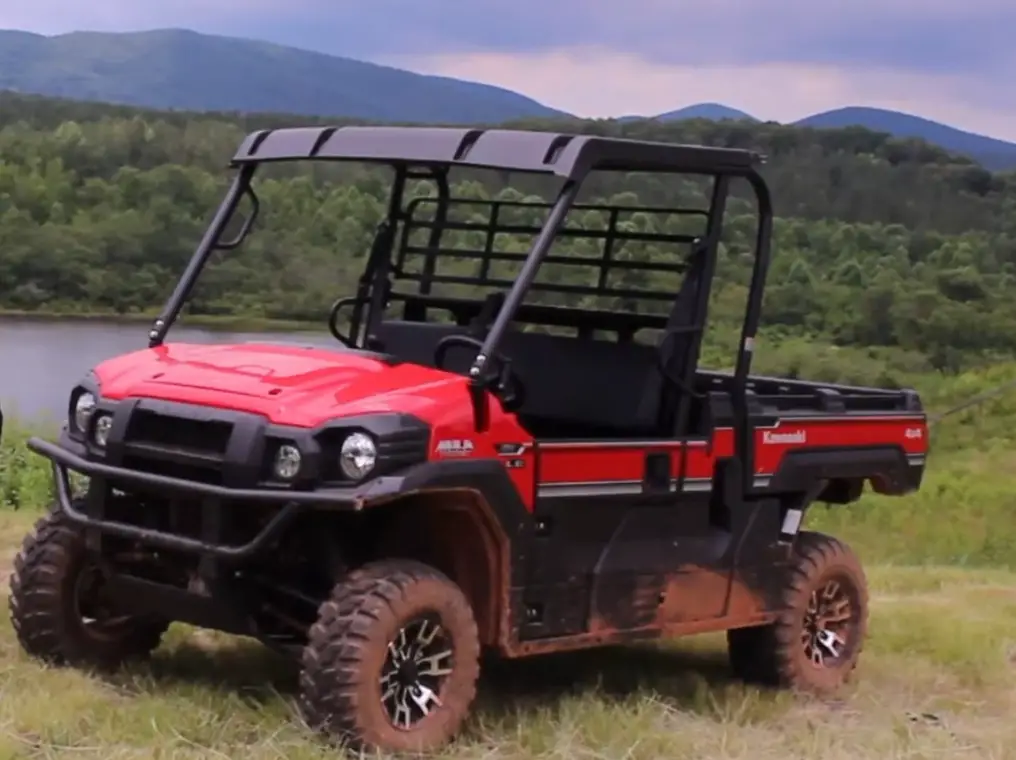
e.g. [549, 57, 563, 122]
[2, 0, 1014, 141]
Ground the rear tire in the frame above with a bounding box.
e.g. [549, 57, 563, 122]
[298, 559, 480, 754]
[727, 531, 868, 695]
[8, 507, 169, 670]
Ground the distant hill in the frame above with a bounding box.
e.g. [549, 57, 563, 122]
[1, 26, 1013, 170]
[0, 28, 569, 124]
[794, 107, 1016, 171]
[616, 103, 757, 123]
[641, 102, 1016, 170]
[655, 103, 757, 121]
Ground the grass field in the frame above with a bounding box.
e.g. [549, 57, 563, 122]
[0, 511, 1012, 760]
[2, 364, 1016, 759]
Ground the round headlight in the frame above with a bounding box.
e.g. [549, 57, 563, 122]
[93, 414, 113, 447]
[73, 392, 97, 433]
[340, 432, 377, 480]
[273, 444, 302, 480]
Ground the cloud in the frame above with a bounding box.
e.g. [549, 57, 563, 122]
[6, 0, 1013, 71]
[1, 0, 1013, 140]
[0, 1, 292, 30]
[218, 0, 1016, 76]
[388, 49, 1016, 141]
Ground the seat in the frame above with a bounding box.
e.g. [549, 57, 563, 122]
[502, 330, 661, 438]
[365, 293, 507, 373]
[367, 321, 473, 371]
[365, 280, 703, 440]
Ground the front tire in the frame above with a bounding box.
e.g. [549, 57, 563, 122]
[299, 559, 481, 755]
[8, 508, 169, 670]
[727, 531, 868, 695]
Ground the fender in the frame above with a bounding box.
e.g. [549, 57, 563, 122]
[358, 458, 536, 588]
[767, 444, 921, 496]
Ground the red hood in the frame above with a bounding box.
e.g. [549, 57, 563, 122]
[92, 342, 467, 428]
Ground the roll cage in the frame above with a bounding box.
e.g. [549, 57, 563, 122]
[145, 126, 774, 495]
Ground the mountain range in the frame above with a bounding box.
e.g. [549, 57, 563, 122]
[650, 104, 1016, 170]
[1, 28, 1014, 170]
[0, 28, 567, 124]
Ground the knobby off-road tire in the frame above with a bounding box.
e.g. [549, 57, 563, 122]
[299, 559, 481, 755]
[9, 506, 169, 670]
[727, 530, 868, 695]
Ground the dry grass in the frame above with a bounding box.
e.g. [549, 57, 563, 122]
[0, 512, 1014, 759]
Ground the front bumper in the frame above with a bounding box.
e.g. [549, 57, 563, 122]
[26, 400, 431, 560]
[29, 436, 369, 559]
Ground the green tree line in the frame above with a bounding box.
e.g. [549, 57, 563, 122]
[1, 91, 1015, 379]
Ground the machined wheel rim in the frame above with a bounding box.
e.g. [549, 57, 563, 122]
[380, 614, 454, 730]
[802, 577, 855, 668]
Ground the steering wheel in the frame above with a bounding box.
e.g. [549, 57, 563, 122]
[433, 334, 526, 412]
[327, 297, 355, 347]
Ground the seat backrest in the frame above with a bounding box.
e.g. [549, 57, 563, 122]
[368, 319, 665, 437]
[366, 293, 507, 372]
[367, 321, 475, 373]
[501, 330, 662, 437]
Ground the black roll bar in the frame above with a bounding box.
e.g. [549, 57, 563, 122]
[347, 165, 451, 341]
[732, 170, 773, 494]
[460, 166, 772, 500]
[671, 174, 730, 457]
[143, 132, 774, 500]
[148, 163, 258, 347]
[468, 179, 582, 385]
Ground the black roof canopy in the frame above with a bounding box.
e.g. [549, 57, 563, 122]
[230, 125, 763, 179]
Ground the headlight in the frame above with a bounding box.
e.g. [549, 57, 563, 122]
[273, 444, 302, 480]
[73, 392, 97, 433]
[340, 432, 376, 480]
[93, 414, 113, 447]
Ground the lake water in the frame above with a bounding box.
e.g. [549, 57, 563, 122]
[0, 317, 337, 424]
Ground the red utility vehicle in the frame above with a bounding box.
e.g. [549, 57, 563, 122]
[12, 126, 929, 754]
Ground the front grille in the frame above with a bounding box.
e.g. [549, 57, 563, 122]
[120, 408, 234, 485]
[126, 409, 233, 454]
[106, 404, 429, 490]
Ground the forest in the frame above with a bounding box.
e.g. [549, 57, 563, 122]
[4, 95, 1016, 760]
[1, 91, 1016, 383]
